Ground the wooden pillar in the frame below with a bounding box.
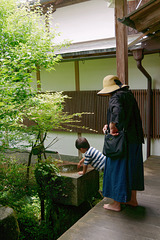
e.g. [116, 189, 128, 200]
[115, 0, 128, 84]
[74, 61, 82, 158]
[75, 61, 80, 91]
[36, 66, 41, 91]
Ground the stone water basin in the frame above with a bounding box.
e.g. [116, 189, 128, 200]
[55, 163, 99, 206]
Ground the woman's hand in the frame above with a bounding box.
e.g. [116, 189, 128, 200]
[109, 122, 119, 136]
[103, 124, 108, 134]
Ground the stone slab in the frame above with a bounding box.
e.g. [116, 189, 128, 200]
[53, 165, 99, 206]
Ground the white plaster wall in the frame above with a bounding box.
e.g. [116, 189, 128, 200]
[128, 53, 160, 89]
[44, 132, 106, 159]
[45, 131, 78, 156]
[50, 0, 115, 43]
[151, 139, 160, 156]
[31, 53, 160, 92]
[77, 54, 160, 91]
[142, 140, 147, 161]
[39, 58, 117, 92]
[79, 58, 117, 90]
[40, 62, 75, 91]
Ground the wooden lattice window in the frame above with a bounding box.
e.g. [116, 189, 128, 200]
[24, 89, 160, 139]
[61, 89, 160, 139]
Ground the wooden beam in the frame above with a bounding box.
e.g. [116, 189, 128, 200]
[128, 30, 150, 48]
[40, 0, 89, 9]
[55, 0, 89, 8]
[115, 0, 128, 84]
[129, 0, 160, 32]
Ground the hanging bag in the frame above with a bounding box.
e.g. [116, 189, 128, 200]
[103, 102, 133, 159]
[103, 130, 126, 159]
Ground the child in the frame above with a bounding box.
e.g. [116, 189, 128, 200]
[75, 137, 106, 175]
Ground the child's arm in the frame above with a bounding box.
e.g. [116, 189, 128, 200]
[78, 164, 88, 175]
[77, 157, 85, 168]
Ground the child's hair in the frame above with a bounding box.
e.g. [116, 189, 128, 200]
[75, 137, 90, 150]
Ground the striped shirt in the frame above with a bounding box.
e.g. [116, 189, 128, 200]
[84, 147, 106, 171]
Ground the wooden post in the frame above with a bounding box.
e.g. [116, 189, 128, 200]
[115, 0, 128, 84]
[36, 66, 41, 91]
[75, 61, 80, 91]
[74, 61, 82, 158]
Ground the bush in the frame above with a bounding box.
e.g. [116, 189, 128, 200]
[0, 155, 103, 239]
[0, 155, 40, 239]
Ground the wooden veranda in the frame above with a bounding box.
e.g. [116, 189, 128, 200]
[58, 156, 160, 240]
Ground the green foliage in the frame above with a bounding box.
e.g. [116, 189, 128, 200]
[99, 170, 104, 191]
[0, 154, 103, 240]
[0, 0, 90, 154]
[34, 159, 60, 199]
[0, 154, 46, 239]
[0, 0, 70, 149]
[45, 200, 91, 240]
[22, 92, 85, 134]
[0, 154, 37, 208]
[0, 91, 88, 153]
[0, 0, 66, 72]
[34, 159, 74, 203]
[0, 1, 99, 238]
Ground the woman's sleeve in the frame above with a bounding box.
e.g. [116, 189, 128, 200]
[109, 96, 125, 129]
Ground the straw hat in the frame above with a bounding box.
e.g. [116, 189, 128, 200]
[97, 75, 128, 95]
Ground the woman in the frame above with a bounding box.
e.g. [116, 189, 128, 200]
[97, 75, 144, 211]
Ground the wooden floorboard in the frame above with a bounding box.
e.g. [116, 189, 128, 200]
[58, 156, 160, 240]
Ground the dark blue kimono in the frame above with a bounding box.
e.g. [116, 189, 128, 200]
[103, 88, 144, 203]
